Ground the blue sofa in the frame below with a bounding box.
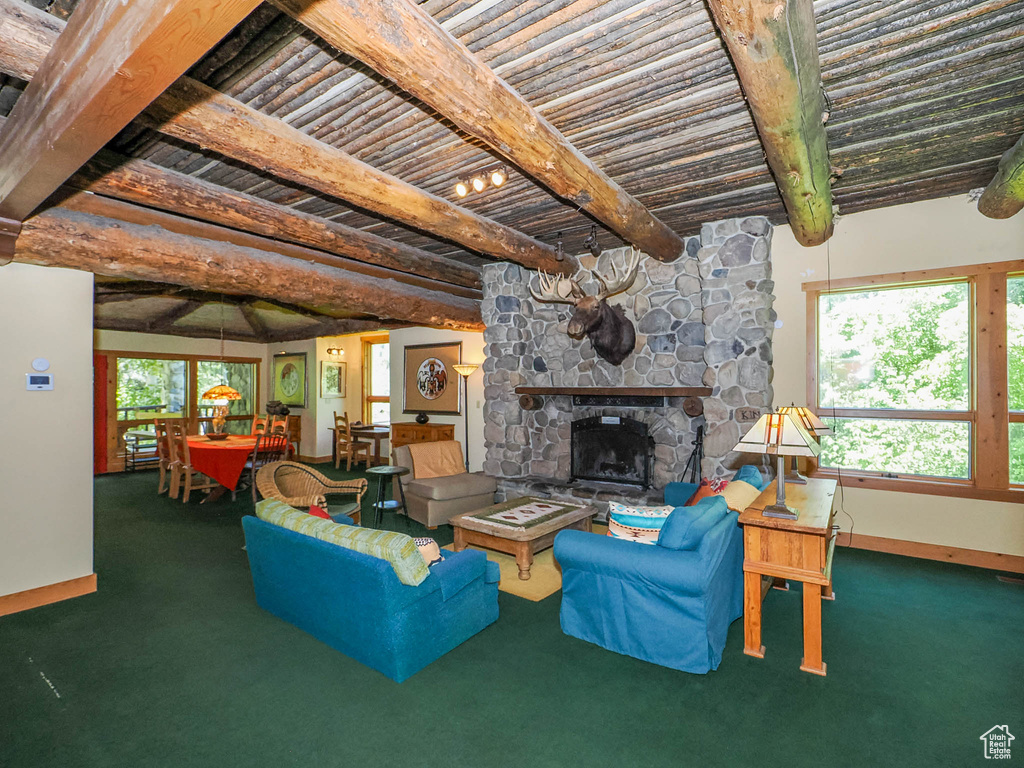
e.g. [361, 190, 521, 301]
[554, 467, 765, 673]
[242, 508, 500, 683]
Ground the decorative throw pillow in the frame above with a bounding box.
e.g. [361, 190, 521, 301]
[308, 504, 331, 519]
[685, 477, 729, 506]
[658, 496, 731, 551]
[607, 501, 675, 545]
[719, 480, 762, 513]
[414, 537, 444, 566]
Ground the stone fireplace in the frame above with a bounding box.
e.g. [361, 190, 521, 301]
[571, 415, 653, 487]
[481, 217, 776, 515]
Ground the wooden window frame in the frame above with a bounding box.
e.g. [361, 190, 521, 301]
[803, 259, 1024, 503]
[101, 350, 261, 471]
[361, 334, 390, 424]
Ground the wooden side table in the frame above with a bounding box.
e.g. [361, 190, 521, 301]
[738, 477, 837, 676]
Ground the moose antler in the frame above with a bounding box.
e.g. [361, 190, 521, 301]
[593, 247, 641, 300]
[530, 270, 583, 305]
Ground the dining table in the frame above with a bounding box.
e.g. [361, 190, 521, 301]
[186, 434, 258, 503]
[331, 424, 390, 466]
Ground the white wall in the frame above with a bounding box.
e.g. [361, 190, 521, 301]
[388, 328, 486, 472]
[771, 195, 1024, 557]
[264, 338, 317, 458]
[314, 333, 380, 460]
[0, 264, 95, 597]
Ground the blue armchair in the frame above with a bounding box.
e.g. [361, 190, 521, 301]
[554, 468, 765, 673]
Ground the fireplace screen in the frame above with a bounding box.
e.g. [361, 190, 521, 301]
[571, 415, 653, 487]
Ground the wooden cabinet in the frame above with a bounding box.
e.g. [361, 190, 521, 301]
[390, 422, 455, 449]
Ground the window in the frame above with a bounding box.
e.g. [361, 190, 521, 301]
[108, 352, 260, 467]
[116, 358, 186, 420]
[806, 261, 1023, 501]
[362, 336, 390, 424]
[197, 360, 257, 435]
[1009, 276, 1024, 484]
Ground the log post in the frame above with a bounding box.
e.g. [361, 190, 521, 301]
[978, 133, 1024, 219]
[705, 0, 834, 246]
[519, 394, 543, 411]
[15, 207, 484, 330]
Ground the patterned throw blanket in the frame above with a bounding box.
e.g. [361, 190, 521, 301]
[470, 497, 585, 530]
[407, 440, 465, 479]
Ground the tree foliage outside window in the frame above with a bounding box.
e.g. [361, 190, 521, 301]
[1008, 276, 1024, 484]
[116, 358, 186, 420]
[817, 283, 971, 479]
[819, 283, 969, 411]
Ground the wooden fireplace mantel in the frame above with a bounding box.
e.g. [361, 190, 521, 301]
[514, 386, 712, 397]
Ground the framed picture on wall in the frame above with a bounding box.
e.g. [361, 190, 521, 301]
[272, 352, 307, 408]
[403, 342, 462, 415]
[321, 361, 346, 398]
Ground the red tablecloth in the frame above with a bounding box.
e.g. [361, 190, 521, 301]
[187, 435, 258, 491]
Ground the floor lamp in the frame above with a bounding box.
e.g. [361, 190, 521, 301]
[453, 363, 479, 471]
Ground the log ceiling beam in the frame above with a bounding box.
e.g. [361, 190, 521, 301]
[146, 300, 204, 332]
[978, 133, 1024, 219]
[0, 0, 568, 274]
[58, 188, 482, 301]
[239, 303, 270, 340]
[274, 0, 684, 263]
[705, 0, 834, 246]
[141, 78, 566, 272]
[97, 307, 394, 343]
[0, 0, 262, 233]
[16, 207, 484, 330]
[74, 150, 482, 291]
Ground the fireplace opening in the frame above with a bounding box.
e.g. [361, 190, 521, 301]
[571, 415, 653, 488]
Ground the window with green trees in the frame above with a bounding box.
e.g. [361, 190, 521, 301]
[808, 262, 1022, 498]
[1008, 276, 1024, 484]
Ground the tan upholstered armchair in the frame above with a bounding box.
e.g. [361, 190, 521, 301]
[256, 461, 367, 524]
[393, 441, 496, 529]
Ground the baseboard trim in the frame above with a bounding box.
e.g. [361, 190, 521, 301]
[0, 574, 98, 617]
[298, 454, 333, 464]
[837, 533, 1024, 574]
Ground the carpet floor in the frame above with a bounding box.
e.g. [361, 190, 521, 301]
[0, 466, 1021, 767]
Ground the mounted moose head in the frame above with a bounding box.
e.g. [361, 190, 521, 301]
[530, 247, 641, 366]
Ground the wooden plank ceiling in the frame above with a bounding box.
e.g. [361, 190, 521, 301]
[0, 0, 1021, 341]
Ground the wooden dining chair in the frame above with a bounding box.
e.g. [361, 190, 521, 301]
[245, 433, 291, 502]
[334, 411, 371, 471]
[169, 421, 218, 503]
[153, 418, 174, 495]
[251, 415, 269, 435]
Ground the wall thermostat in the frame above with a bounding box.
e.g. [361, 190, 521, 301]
[26, 373, 54, 390]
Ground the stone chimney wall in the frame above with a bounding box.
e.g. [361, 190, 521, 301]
[480, 216, 775, 506]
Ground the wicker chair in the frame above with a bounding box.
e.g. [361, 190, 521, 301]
[256, 461, 367, 524]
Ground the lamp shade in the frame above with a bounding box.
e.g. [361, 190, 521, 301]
[452, 363, 479, 378]
[201, 385, 242, 401]
[733, 411, 821, 458]
[777, 404, 833, 437]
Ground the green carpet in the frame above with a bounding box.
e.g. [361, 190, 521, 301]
[1, 467, 1021, 767]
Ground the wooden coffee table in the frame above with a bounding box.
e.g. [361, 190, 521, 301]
[451, 497, 596, 580]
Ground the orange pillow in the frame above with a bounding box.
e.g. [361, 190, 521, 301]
[685, 477, 728, 506]
[308, 504, 331, 519]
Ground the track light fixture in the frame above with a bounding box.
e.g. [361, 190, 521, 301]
[452, 165, 511, 198]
